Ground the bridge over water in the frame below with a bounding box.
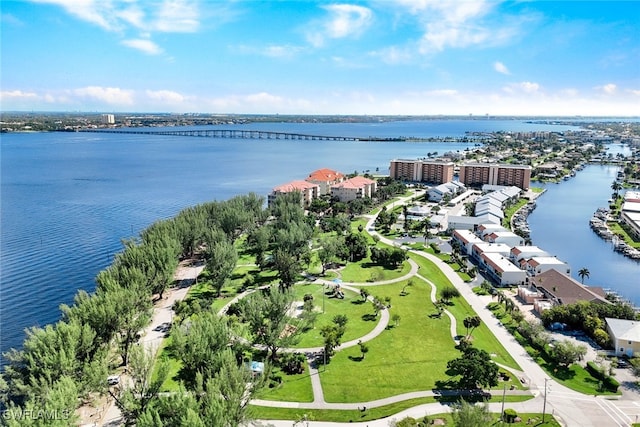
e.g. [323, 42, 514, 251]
[81, 128, 486, 143]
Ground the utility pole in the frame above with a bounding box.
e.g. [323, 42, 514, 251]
[500, 383, 506, 424]
[542, 378, 548, 422]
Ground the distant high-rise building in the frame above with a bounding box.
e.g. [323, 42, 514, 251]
[389, 159, 454, 184]
[101, 114, 115, 124]
[459, 163, 531, 190]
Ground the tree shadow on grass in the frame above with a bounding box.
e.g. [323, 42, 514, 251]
[361, 313, 378, 322]
[348, 355, 365, 362]
[541, 362, 576, 381]
[350, 299, 366, 305]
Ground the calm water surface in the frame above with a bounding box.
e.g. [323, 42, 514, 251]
[4, 119, 631, 361]
[528, 144, 640, 305]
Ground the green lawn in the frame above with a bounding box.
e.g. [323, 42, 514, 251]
[290, 283, 378, 348]
[318, 279, 460, 402]
[249, 397, 542, 424]
[340, 257, 411, 283]
[411, 254, 521, 372]
[255, 362, 314, 402]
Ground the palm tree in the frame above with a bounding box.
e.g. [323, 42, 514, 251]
[611, 181, 622, 199]
[578, 267, 590, 284]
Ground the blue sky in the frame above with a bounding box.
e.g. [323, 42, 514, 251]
[1, 0, 639, 115]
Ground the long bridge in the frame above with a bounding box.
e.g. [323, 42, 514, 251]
[80, 128, 486, 143]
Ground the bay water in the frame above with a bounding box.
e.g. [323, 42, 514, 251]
[2, 119, 635, 362]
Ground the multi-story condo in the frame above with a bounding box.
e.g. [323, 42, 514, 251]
[331, 176, 377, 202]
[306, 168, 345, 195]
[268, 180, 319, 208]
[389, 159, 454, 184]
[459, 163, 531, 190]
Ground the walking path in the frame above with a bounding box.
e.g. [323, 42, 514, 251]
[253, 191, 637, 427]
[98, 260, 205, 427]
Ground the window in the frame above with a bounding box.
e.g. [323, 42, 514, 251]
[629, 341, 632, 345]
[620, 348, 624, 352]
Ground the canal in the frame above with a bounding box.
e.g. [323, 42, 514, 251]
[528, 144, 640, 306]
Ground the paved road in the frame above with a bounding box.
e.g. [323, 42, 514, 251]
[252, 191, 639, 427]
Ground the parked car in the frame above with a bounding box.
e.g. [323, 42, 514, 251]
[107, 375, 120, 386]
[617, 359, 630, 368]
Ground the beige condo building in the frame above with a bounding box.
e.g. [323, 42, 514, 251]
[389, 159, 454, 184]
[459, 163, 531, 190]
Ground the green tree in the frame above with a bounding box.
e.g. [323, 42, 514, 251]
[241, 285, 300, 361]
[447, 347, 499, 390]
[273, 248, 301, 289]
[205, 238, 238, 296]
[358, 340, 369, 359]
[440, 286, 460, 303]
[578, 267, 590, 284]
[451, 401, 492, 427]
[463, 316, 482, 338]
[115, 345, 169, 425]
[170, 309, 232, 385]
[551, 340, 587, 367]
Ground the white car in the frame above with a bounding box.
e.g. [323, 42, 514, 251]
[107, 375, 120, 386]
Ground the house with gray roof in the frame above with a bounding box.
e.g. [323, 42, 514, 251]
[606, 318, 640, 357]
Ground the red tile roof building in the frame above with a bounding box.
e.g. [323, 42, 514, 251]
[268, 180, 320, 208]
[306, 168, 346, 195]
[331, 176, 377, 202]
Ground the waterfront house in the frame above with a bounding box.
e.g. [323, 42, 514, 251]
[605, 318, 640, 358]
[483, 231, 525, 247]
[306, 168, 345, 195]
[330, 176, 377, 202]
[525, 256, 571, 276]
[452, 229, 484, 255]
[510, 246, 550, 263]
[470, 242, 512, 262]
[527, 268, 608, 307]
[480, 252, 527, 286]
[477, 223, 509, 238]
[268, 180, 320, 208]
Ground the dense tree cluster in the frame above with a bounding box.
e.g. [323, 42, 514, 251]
[540, 300, 638, 348]
[1, 193, 268, 425]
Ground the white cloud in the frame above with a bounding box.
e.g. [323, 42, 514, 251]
[596, 83, 617, 95]
[370, 46, 413, 64]
[145, 90, 186, 104]
[0, 89, 38, 99]
[424, 89, 459, 97]
[153, 0, 200, 33]
[504, 81, 540, 94]
[307, 4, 373, 47]
[628, 89, 640, 96]
[494, 61, 510, 75]
[121, 39, 163, 55]
[390, 0, 523, 55]
[74, 86, 134, 105]
[235, 44, 306, 58]
[29, 0, 201, 54]
[31, 0, 119, 31]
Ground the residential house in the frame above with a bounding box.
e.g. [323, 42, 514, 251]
[606, 318, 640, 357]
[525, 256, 571, 276]
[480, 252, 527, 286]
[452, 229, 484, 255]
[526, 268, 608, 307]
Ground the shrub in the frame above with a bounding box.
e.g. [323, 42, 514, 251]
[586, 361, 605, 380]
[603, 376, 620, 392]
[503, 408, 518, 423]
[279, 352, 306, 375]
